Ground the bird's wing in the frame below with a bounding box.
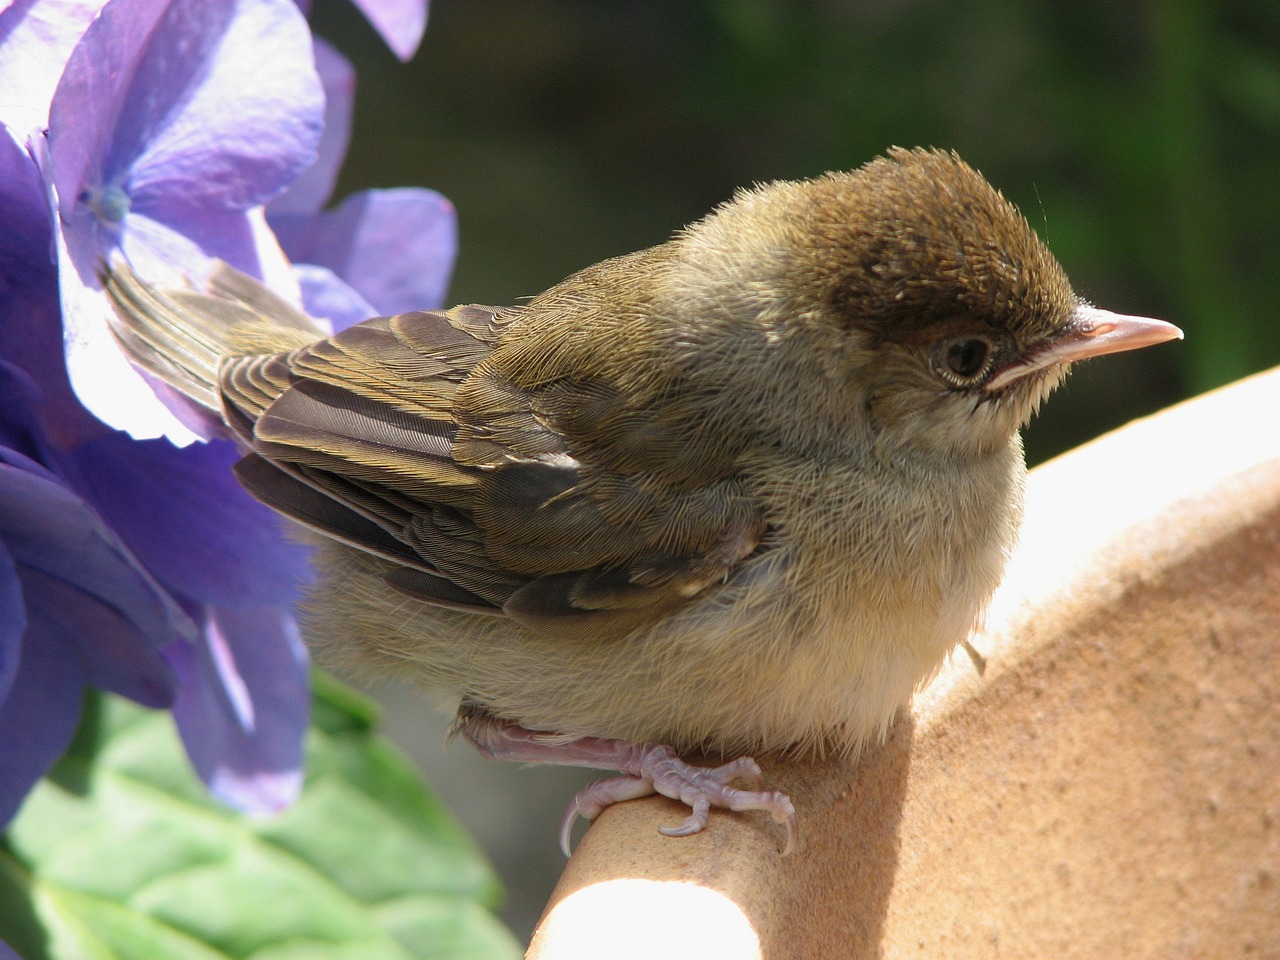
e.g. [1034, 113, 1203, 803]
[227, 302, 766, 640]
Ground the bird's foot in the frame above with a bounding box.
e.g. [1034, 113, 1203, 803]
[558, 744, 797, 857]
[454, 710, 797, 856]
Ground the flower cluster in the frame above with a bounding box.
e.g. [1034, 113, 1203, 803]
[0, 0, 452, 825]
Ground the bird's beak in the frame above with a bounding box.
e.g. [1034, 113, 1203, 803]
[986, 306, 1183, 391]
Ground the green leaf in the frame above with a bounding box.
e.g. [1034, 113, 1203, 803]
[0, 845, 45, 960]
[1, 683, 520, 960]
[310, 670, 381, 735]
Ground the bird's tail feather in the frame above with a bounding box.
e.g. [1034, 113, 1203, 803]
[101, 259, 323, 415]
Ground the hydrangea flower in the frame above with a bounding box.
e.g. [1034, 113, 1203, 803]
[0, 0, 456, 831]
[48, 0, 324, 443]
[0, 194, 314, 810]
[0, 445, 184, 823]
[0, 0, 320, 826]
[0, 127, 183, 825]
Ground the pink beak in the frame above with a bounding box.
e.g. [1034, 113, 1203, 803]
[987, 305, 1183, 391]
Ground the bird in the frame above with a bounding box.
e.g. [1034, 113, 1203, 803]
[103, 147, 1182, 855]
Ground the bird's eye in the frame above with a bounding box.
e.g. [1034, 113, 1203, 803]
[935, 336, 994, 387]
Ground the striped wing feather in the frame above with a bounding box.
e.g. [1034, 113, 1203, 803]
[222, 300, 765, 640]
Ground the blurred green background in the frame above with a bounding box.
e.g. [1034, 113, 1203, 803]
[309, 0, 1280, 942]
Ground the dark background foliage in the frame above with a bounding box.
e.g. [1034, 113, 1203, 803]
[309, 0, 1279, 940]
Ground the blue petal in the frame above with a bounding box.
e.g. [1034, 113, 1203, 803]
[0, 362, 49, 465]
[0, 0, 98, 134]
[293, 263, 376, 332]
[0, 604, 86, 827]
[0, 125, 52, 279]
[21, 566, 174, 708]
[350, 0, 427, 61]
[271, 188, 457, 314]
[51, 147, 211, 445]
[166, 604, 309, 813]
[48, 0, 323, 221]
[0, 450, 195, 655]
[64, 433, 312, 607]
[0, 541, 24, 709]
[268, 38, 354, 216]
[125, 0, 323, 211]
[46, 0, 323, 442]
[0, 130, 121, 451]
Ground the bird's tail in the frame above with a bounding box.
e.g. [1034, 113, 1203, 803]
[101, 259, 323, 416]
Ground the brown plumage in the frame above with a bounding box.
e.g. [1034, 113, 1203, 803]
[104, 148, 1180, 851]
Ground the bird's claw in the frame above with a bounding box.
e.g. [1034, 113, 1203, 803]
[560, 745, 797, 856]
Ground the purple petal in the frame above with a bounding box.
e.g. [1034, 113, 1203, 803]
[0, 409, 172, 713]
[108, 203, 299, 298]
[0, 129, 210, 445]
[53, 206, 295, 443]
[0, 938, 21, 960]
[293, 263, 375, 331]
[62, 433, 312, 608]
[0, 542, 24, 709]
[22, 567, 175, 707]
[0, 449, 195, 655]
[49, 140, 211, 445]
[269, 38, 354, 216]
[48, 0, 323, 221]
[0, 0, 99, 134]
[46, 0, 322, 442]
[351, 0, 426, 61]
[166, 604, 308, 813]
[0, 603, 86, 826]
[0, 363, 42, 462]
[271, 188, 457, 314]
[0, 126, 51, 274]
[245, 205, 304, 297]
[120, 208, 252, 279]
[0, 130, 109, 450]
[47, 158, 303, 434]
[0, 446, 180, 709]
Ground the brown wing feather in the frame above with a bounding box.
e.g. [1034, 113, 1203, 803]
[210, 282, 766, 639]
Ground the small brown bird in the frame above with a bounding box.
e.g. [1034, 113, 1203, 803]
[105, 148, 1181, 854]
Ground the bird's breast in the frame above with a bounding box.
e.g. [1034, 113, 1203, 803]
[699, 445, 1024, 752]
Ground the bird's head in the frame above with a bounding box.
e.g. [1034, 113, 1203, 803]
[678, 148, 1181, 460]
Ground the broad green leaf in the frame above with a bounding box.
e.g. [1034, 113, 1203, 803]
[0, 682, 520, 960]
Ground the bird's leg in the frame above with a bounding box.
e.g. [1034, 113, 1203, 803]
[452, 708, 798, 856]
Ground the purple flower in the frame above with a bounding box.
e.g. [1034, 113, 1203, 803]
[0, 0, 457, 830]
[0, 441, 184, 826]
[47, 0, 323, 443]
[0, 125, 310, 823]
[0, 137, 186, 813]
[0, 0, 325, 824]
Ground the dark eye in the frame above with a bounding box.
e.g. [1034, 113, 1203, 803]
[936, 336, 994, 386]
